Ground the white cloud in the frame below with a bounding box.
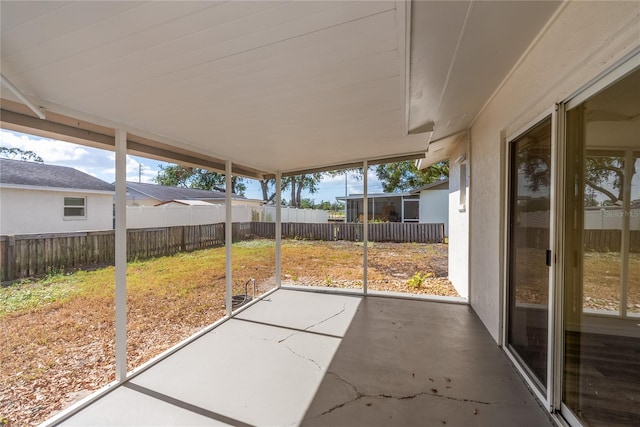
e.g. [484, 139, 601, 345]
[0, 130, 167, 185]
[0, 130, 90, 162]
[125, 155, 164, 184]
[0, 130, 386, 197]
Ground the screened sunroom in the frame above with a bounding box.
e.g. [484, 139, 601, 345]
[1, 1, 638, 426]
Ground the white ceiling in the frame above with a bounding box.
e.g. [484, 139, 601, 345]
[409, 1, 561, 143]
[0, 1, 561, 176]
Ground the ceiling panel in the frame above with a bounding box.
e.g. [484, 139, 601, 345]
[409, 0, 562, 146]
[408, 0, 470, 133]
[1, 2, 141, 57]
[4, 2, 220, 75]
[432, 1, 563, 139]
[74, 12, 398, 124]
[0, 1, 71, 33]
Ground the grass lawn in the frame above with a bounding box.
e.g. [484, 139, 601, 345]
[583, 251, 640, 313]
[509, 249, 640, 315]
[0, 240, 453, 426]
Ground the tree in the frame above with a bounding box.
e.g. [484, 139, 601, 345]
[316, 200, 333, 210]
[153, 165, 319, 205]
[0, 146, 43, 163]
[154, 165, 246, 195]
[299, 198, 315, 209]
[259, 178, 276, 203]
[519, 144, 551, 193]
[375, 161, 448, 192]
[282, 173, 323, 208]
[585, 156, 626, 206]
[518, 149, 630, 207]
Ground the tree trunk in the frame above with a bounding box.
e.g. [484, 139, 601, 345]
[296, 176, 304, 208]
[260, 180, 269, 202]
[290, 179, 296, 208]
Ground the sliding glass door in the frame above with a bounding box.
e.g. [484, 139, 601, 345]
[562, 66, 640, 426]
[507, 116, 552, 392]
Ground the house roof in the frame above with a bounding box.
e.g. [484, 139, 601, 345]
[0, 158, 114, 192]
[336, 192, 414, 201]
[126, 181, 244, 202]
[154, 199, 214, 206]
[410, 179, 449, 194]
[336, 179, 449, 200]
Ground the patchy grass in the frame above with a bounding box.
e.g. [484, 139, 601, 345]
[1, 240, 452, 426]
[280, 240, 454, 295]
[583, 251, 640, 313]
[0, 277, 79, 316]
[510, 249, 640, 315]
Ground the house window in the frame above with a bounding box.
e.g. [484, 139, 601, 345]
[64, 197, 86, 218]
[402, 198, 419, 222]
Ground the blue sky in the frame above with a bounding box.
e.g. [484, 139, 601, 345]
[0, 129, 384, 203]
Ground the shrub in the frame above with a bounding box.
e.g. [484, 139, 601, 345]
[407, 272, 434, 289]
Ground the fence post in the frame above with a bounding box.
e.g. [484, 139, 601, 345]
[6, 236, 16, 281]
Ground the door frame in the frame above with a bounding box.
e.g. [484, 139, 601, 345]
[500, 51, 640, 426]
[501, 106, 558, 411]
[557, 51, 640, 426]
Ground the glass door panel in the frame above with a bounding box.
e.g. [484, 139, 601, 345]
[507, 116, 552, 392]
[563, 67, 640, 427]
[582, 151, 625, 315]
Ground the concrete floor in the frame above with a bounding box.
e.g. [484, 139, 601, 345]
[302, 295, 554, 426]
[57, 289, 553, 426]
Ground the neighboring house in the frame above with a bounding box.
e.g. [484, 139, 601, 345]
[0, 159, 114, 234]
[124, 182, 262, 229]
[125, 181, 261, 207]
[337, 179, 449, 233]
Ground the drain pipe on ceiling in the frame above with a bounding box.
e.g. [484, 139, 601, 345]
[0, 73, 46, 119]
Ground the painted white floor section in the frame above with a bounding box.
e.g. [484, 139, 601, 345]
[60, 290, 362, 426]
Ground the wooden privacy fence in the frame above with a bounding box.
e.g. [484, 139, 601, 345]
[583, 229, 640, 252]
[0, 231, 116, 282]
[514, 227, 640, 252]
[251, 222, 445, 243]
[0, 222, 444, 282]
[0, 224, 225, 282]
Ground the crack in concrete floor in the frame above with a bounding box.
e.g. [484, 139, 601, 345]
[243, 304, 348, 370]
[278, 303, 347, 344]
[313, 371, 496, 419]
[282, 343, 323, 370]
[275, 303, 348, 370]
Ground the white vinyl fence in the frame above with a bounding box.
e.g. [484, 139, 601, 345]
[257, 206, 328, 224]
[584, 208, 640, 230]
[126, 204, 328, 228]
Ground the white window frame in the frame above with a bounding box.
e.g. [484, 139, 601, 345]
[401, 197, 420, 222]
[459, 162, 467, 211]
[64, 196, 87, 220]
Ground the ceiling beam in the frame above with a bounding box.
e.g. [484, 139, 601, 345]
[266, 152, 427, 179]
[0, 102, 267, 180]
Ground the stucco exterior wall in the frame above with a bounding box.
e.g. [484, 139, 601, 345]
[0, 187, 114, 234]
[468, 2, 640, 342]
[418, 189, 448, 234]
[447, 139, 469, 299]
